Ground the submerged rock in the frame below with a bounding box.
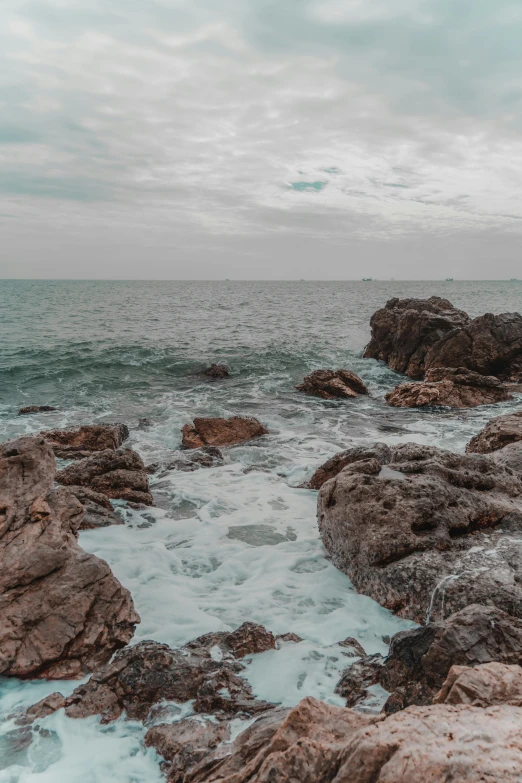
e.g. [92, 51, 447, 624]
[148, 446, 224, 474]
[386, 367, 512, 408]
[364, 296, 522, 380]
[182, 417, 268, 449]
[317, 442, 522, 623]
[0, 435, 139, 679]
[41, 423, 129, 459]
[296, 369, 368, 400]
[466, 410, 522, 453]
[18, 405, 57, 416]
[203, 363, 230, 379]
[56, 448, 153, 505]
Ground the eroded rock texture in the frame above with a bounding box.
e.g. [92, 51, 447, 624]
[309, 444, 392, 490]
[435, 661, 522, 707]
[66, 485, 123, 529]
[182, 417, 268, 449]
[364, 296, 522, 380]
[467, 410, 522, 453]
[317, 442, 522, 623]
[296, 369, 368, 400]
[56, 448, 153, 505]
[41, 423, 129, 459]
[386, 367, 512, 408]
[0, 435, 139, 679]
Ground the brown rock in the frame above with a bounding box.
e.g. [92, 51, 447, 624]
[491, 441, 522, 477]
[41, 423, 129, 459]
[182, 417, 268, 449]
[204, 363, 230, 379]
[363, 296, 470, 378]
[56, 448, 153, 505]
[66, 486, 123, 529]
[296, 369, 368, 399]
[145, 719, 230, 782]
[308, 443, 392, 490]
[435, 662, 522, 706]
[317, 442, 522, 623]
[0, 435, 139, 679]
[467, 410, 522, 453]
[386, 367, 512, 408]
[18, 405, 57, 416]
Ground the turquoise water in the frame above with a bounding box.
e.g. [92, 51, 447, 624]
[1, 280, 521, 782]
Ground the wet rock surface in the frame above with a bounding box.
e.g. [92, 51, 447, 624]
[364, 296, 522, 380]
[317, 442, 522, 622]
[66, 485, 123, 529]
[386, 367, 512, 408]
[145, 719, 231, 782]
[467, 410, 522, 453]
[41, 423, 129, 459]
[203, 363, 230, 379]
[309, 443, 392, 490]
[0, 435, 139, 679]
[56, 447, 153, 505]
[182, 417, 268, 449]
[296, 369, 368, 399]
[18, 406, 57, 416]
[148, 446, 224, 475]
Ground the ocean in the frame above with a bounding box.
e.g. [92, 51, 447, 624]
[1, 279, 522, 781]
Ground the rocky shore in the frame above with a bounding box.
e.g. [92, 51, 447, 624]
[3, 295, 522, 781]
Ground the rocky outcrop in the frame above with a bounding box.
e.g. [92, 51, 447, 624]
[56, 448, 153, 505]
[317, 442, 522, 623]
[467, 410, 522, 453]
[364, 296, 522, 380]
[145, 719, 231, 782]
[296, 369, 368, 400]
[491, 441, 522, 477]
[41, 423, 129, 459]
[204, 364, 230, 379]
[0, 435, 139, 679]
[18, 405, 57, 416]
[386, 367, 512, 408]
[435, 661, 522, 706]
[147, 446, 224, 475]
[363, 296, 470, 378]
[67, 486, 123, 529]
[40, 622, 277, 723]
[336, 604, 522, 713]
[182, 417, 268, 449]
[309, 444, 392, 490]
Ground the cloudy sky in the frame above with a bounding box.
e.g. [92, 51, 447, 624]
[2, 0, 522, 279]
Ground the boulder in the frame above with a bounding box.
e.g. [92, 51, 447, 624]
[296, 369, 368, 400]
[363, 296, 470, 378]
[435, 661, 522, 707]
[43, 622, 277, 723]
[66, 486, 123, 529]
[364, 296, 522, 380]
[491, 441, 522, 477]
[466, 410, 522, 453]
[204, 363, 230, 379]
[41, 423, 129, 459]
[182, 417, 268, 449]
[336, 604, 522, 713]
[317, 442, 522, 623]
[56, 448, 153, 505]
[309, 444, 392, 490]
[145, 719, 231, 782]
[386, 367, 512, 408]
[18, 405, 57, 416]
[148, 446, 224, 475]
[0, 435, 139, 679]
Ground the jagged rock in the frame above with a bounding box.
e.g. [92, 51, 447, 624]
[467, 410, 522, 453]
[363, 296, 470, 378]
[56, 448, 153, 505]
[39, 622, 277, 723]
[386, 367, 512, 408]
[296, 369, 368, 400]
[435, 662, 522, 706]
[364, 296, 522, 380]
[41, 423, 129, 459]
[149, 446, 224, 475]
[338, 637, 367, 657]
[145, 719, 231, 782]
[335, 655, 384, 708]
[66, 486, 123, 529]
[204, 364, 230, 379]
[182, 417, 268, 449]
[317, 442, 522, 623]
[308, 443, 392, 490]
[275, 632, 303, 646]
[18, 405, 57, 416]
[0, 435, 139, 679]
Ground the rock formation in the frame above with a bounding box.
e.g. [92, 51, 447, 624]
[308, 443, 392, 490]
[296, 369, 368, 399]
[147, 446, 224, 475]
[0, 435, 139, 679]
[67, 485, 123, 529]
[466, 410, 522, 453]
[386, 367, 512, 408]
[317, 442, 522, 623]
[435, 661, 522, 707]
[18, 405, 57, 416]
[204, 363, 230, 379]
[364, 296, 522, 379]
[56, 447, 153, 505]
[182, 417, 268, 449]
[41, 423, 129, 459]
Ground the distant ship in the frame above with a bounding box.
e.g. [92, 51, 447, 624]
[362, 277, 372, 281]
[445, 278, 453, 281]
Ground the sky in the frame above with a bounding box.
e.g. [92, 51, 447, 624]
[2, 0, 522, 280]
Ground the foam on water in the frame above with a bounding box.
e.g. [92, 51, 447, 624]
[1, 281, 522, 781]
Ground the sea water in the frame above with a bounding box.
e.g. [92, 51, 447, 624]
[1, 280, 521, 781]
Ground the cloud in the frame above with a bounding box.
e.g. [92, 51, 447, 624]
[1, 0, 522, 278]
